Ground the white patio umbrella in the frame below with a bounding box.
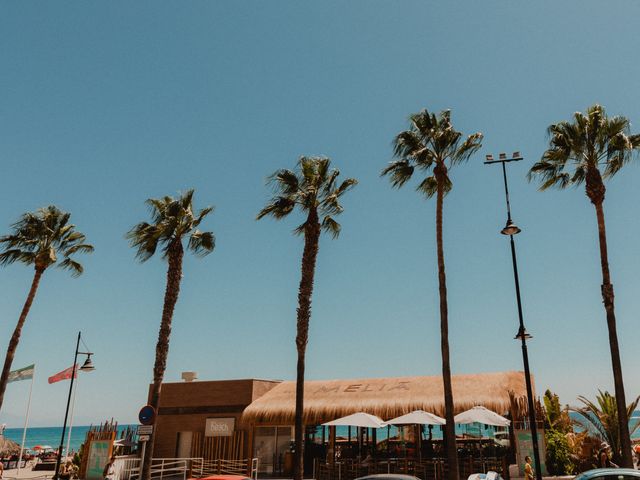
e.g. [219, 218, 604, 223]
[454, 406, 510, 426]
[322, 412, 386, 428]
[383, 410, 445, 461]
[384, 410, 446, 426]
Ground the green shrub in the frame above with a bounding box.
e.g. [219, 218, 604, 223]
[546, 429, 574, 475]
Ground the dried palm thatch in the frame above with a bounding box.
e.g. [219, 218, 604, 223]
[242, 371, 530, 425]
[0, 436, 21, 456]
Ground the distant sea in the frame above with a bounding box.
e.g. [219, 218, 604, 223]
[1, 414, 638, 454]
[570, 411, 640, 440]
[2, 425, 135, 453]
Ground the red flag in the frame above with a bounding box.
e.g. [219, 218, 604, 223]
[48, 364, 78, 384]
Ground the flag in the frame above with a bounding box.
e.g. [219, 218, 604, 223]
[8, 364, 35, 383]
[48, 365, 77, 384]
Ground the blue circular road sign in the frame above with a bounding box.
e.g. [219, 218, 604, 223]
[138, 405, 156, 425]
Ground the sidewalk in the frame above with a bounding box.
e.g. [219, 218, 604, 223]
[3, 466, 54, 480]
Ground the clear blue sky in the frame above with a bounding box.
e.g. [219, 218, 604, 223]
[1, 1, 640, 427]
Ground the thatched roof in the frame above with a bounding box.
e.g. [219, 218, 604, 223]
[241, 371, 530, 425]
[0, 436, 21, 456]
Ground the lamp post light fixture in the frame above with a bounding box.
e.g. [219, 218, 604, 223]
[485, 152, 542, 480]
[53, 331, 95, 480]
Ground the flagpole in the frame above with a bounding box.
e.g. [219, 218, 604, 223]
[65, 373, 79, 458]
[17, 366, 35, 476]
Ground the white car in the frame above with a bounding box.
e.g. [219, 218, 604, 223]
[467, 471, 504, 480]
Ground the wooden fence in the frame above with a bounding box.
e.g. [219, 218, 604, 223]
[190, 431, 245, 461]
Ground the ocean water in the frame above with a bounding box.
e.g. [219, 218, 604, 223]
[2, 425, 135, 453]
[570, 411, 640, 439]
[1, 414, 638, 454]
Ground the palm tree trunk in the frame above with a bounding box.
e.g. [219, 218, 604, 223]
[435, 165, 459, 480]
[141, 240, 184, 480]
[593, 200, 633, 467]
[293, 209, 321, 480]
[0, 267, 44, 413]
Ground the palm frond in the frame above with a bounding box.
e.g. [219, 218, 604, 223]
[532, 105, 640, 188]
[256, 197, 296, 220]
[268, 169, 299, 196]
[63, 243, 94, 257]
[385, 108, 482, 198]
[451, 132, 483, 165]
[259, 157, 356, 241]
[130, 190, 214, 263]
[0, 206, 91, 274]
[188, 230, 216, 257]
[381, 160, 414, 188]
[58, 258, 84, 277]
[321, 216, 341, 239]
[416, 176, 438, 198]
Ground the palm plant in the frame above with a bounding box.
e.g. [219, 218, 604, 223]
[127, 190, 215, 480]
[382, 109, 482, 480]
[257, 157, 357, 480]
[0, 206, 93, 412]
[572, 390, 640, 466]
[543, 390, 572, 433]
[529, 104, 640, 467]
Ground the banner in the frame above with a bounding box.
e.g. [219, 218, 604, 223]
[48, 365, 77, 384]
[8, 364, 35, 383]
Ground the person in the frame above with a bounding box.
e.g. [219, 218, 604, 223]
[103, 455, 116, 480]
[0, 459, 4, 479]
[599, 444, 618, 468]
[524, 455, 534, 480]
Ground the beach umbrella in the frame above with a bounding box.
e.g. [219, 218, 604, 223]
[33, 444, 54, 451]
[113, 438, 137, 448]
[0, 437, 21, 456]
[322, 412, 385, 428]
[323, 413, 385, 460]
[454, 406, 510, 426]
[384, 410, 446, 426]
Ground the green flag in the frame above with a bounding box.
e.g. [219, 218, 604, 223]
[8, 364, 35, 383]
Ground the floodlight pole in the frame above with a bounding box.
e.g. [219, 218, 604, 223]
[485, 153, 542, 480]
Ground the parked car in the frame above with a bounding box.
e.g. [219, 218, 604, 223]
[467, 471, 504, 480]
[574, 469, 640, 480]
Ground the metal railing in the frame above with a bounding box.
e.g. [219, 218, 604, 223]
[315, 457, 507, 480]
[116, 457, 196, 480]
[191, 458, 258, 480]
[114, 457, 258, 480]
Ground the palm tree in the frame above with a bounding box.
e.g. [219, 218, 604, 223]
[127, 190, 215, 480]
[257, 157, 357, 480]
[382, 109, 482, 480]
[529, 104, 640, 467]
[572, 390, 640, 466]
[0, 206, 93, 412]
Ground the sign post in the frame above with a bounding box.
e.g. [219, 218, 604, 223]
[137, 406, 156, 467]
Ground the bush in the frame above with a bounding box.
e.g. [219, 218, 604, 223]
[546, 429, 574, 475]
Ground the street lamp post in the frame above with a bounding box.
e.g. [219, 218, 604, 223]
[53, 331, 95, 480]
[485, 152, 542, 480]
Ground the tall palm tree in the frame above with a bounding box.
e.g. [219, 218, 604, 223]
[127, 190, 215, 480]
[257, 157, 357, 480]
[529, 104, 640, 467]
[572, 390, 640, 466]
[382, 109, 482, 480]
[0, 206, 93, 412]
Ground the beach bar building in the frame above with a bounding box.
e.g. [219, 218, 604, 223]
[151, 371, 539, 479]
